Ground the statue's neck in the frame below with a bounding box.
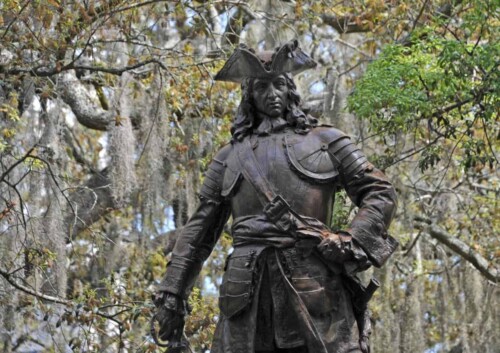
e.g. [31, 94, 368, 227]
[254, 112, 288, 135]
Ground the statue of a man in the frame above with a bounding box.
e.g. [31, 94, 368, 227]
[153, 40, 398, 353]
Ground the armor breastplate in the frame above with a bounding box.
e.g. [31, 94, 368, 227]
[223, 128, 340, 224]
[284, 133, 340, 182]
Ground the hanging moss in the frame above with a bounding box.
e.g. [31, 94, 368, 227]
[138, 73, 172, 233]
[109, 73, 138, 207]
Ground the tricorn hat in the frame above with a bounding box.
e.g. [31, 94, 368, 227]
[214, 39, 317, 83]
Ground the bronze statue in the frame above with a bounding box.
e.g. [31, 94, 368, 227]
[152, 40, 398, 353]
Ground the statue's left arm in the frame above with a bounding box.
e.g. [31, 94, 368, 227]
[328, 131, 398, 268]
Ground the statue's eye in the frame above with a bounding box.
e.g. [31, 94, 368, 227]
[275, 80, 286, 88]
[255, 83, 267, 91]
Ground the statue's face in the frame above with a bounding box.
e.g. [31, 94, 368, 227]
[251, 75, 289, 118]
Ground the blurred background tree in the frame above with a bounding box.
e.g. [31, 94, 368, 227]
[0, 0, 497, 352]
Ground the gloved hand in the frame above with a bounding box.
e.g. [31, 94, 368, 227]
[151, 292, 187, 349]
[359, 334, 371, 353]
[317, 231, 353, 264]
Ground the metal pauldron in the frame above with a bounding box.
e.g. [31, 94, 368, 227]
[199, 157, 225, 203]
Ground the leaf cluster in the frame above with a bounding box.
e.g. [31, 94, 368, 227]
[348, 0, 499, 171]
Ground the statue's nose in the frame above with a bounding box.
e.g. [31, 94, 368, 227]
[267, 86, 278, 99]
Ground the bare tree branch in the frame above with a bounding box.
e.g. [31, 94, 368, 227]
[65, 168, 116, 240]
[321, 14, 372, 34]
[0, 146, 36, 229]
[0, 267, 126, 325]
[415, 216, 499, 283]
[399, 0, 464, 46]
[410, 0, 430, 33]
[12, 335, 46, 352]
[0, 0, 30, 40]
[62, 127, 96, 171]
[58, 70, 113, 131]
[0, 146, 36, 183]
[0, 267, 70, 305]
[222, 7, 254, 48]
[94, 0, 174, 19]
[6, 58, 169, 78]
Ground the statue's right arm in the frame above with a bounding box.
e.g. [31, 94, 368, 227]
[157, 144, 233, 300]
[152, 145, 232, 343]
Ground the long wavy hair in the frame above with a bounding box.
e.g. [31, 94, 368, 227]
[231, 73, 317, 142]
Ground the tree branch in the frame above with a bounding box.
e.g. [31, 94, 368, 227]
[430, 96, 475, 118]
[62, 127, 96, 171]
[0, 267, 126, 325]
[0, 146, 36, 183]
[64, 168, 116, 240]
[2, 179, 28, 230]
[414, 216, 499, 283]
[12, 335, 46, 352]
[58, 70, 113, 131]
[0, 267, 70, 305]
[0, 147, 37, 229]
[221, 7, 254, 48]
[6, 58, 169, 78]
[99, 0, 170, 18]
[321, 14, 372, 34]
[410, 0, 430, 33]
[399, 0, 464, 46]
[0, 0, 31, 40]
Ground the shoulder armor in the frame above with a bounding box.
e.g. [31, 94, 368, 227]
[326, 129, 369, 180]
[200, 144, 239, 202]
[284, 127, 343, 183]
[199, 159, 224, 203]
[221, 147, 242, 198]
